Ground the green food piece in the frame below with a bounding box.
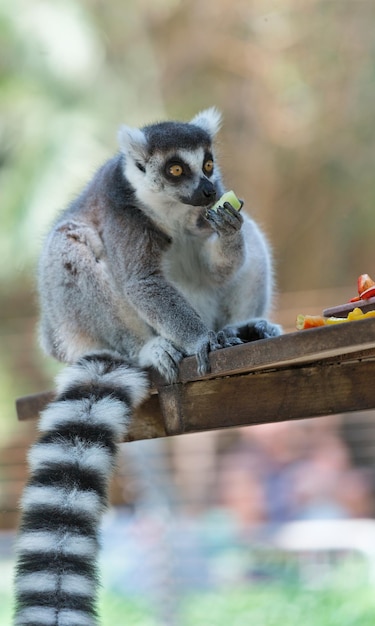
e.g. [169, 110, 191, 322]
[212, 190, 242, 212]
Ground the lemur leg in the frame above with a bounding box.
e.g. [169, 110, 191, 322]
[39, 221, 147, 363]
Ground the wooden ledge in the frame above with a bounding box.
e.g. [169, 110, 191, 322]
[16, 319, 375, 442]
[177, 317, 375, 382]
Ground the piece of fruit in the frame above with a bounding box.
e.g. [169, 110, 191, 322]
[296, 314, 325, 329]
[346, 307, 375, 321]
[358, 273, 375, 294]
[297, 307, 375, 330]
[296, 314, 342, 330]
[350, 273, 375, 301]
[356, 286, 375, 300]
[212, 190, 242, 212]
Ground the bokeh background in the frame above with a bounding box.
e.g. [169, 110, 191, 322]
[2, 1, 375, 624]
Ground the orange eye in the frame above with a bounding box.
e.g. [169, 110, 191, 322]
[168, 164, 183, 177]
[203, 159, 214, 174]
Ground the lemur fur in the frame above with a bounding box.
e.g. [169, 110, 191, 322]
[13, 109, 281, 625]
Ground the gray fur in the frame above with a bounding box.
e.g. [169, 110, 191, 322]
[38, 109, 281, 382]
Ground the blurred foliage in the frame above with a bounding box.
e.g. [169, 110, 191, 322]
[2, 562, 375, 626]
[1, 0, 375, 434]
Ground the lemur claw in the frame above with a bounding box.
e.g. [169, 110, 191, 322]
[196, 330, 243, 376]
[196, 330, 221, 376]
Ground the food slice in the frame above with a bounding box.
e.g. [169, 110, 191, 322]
[350, 273, 375, 302]
[296, 314, 344, 330]
[297, 307, 375, 330]
[212, 190, 242, 212]
[358, 273, 375, 294]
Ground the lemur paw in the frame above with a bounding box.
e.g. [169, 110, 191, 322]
[231, 319, 283, 343]
[206, 202, 243, 234]
[196, 331, 221, 376]
[196, 330, 243, 376]
[139, 337, 184, 384]
[217, 326, 244, 347]
[252, 319, 283, 340]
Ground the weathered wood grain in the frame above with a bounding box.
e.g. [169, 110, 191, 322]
[323, 296, 375, 318]
[15, 319, 375, 441]
[16, 390, 166, 442]
[160, 359, 375, 436]
[178, 318, 375, 382]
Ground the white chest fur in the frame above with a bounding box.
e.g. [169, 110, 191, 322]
[162, 235, 220, 328]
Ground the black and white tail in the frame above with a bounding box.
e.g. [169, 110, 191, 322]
[13, 351, 149, 626]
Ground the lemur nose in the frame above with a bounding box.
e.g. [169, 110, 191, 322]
[201, 179, 216, 199]
[203, 187, 216, 199]
[185, 177, 217, 206]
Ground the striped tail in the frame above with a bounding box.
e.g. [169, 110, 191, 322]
[13, 351, 149, 626]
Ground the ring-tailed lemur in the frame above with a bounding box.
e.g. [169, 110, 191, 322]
[13, 108, 281, 625]
[37, 106, 280, 381]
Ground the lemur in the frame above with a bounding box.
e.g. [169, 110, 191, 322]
[13, 108, 281, 626]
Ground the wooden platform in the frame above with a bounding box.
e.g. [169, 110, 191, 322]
[16, 319, 375, 442]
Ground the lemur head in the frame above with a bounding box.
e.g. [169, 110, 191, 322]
[118, 108, 224, 227]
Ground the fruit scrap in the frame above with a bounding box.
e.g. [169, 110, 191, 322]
[297, 314, 343, 330]
[297, 307, 375, 330]
[350, 273, 375, 302]
[212, 190, 242, 212]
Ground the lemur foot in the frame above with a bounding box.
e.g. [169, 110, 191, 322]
[227, 319, 282, 343]
[139, 337, 184, 384]
[218, 326, 246, 346]
[196, 330, 243, 376]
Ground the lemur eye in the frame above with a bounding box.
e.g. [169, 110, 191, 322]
[168, 164, 184, 177]
[203, 159, 214, 174]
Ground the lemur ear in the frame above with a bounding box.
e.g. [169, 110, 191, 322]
[118, 125, 148, 165]
[190, 107, 222, 138]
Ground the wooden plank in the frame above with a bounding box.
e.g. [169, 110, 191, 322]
[15, 354, 375, 442]
[16, 392, 54, 422]
[161, 359, 375, 436]
[16, 390, 167, 442]
[178, 318, 375, 383]
[323, 296, 375, 318]
[15, 319, 375, 441]
[125, 394, 167, 441]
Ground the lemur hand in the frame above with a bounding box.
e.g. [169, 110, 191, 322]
[139, 336, 184, 384]
[224, 319, 282, 343]
[196, 330, 242, 376]
[206, 201, 244, 235]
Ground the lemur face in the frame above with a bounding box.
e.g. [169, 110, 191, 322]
[118, 108, 224, 214]
[138, 146, 221, 208]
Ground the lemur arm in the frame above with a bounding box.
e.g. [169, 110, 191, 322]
[202, 203, 246, 278]
[104, 209, 210, 354]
